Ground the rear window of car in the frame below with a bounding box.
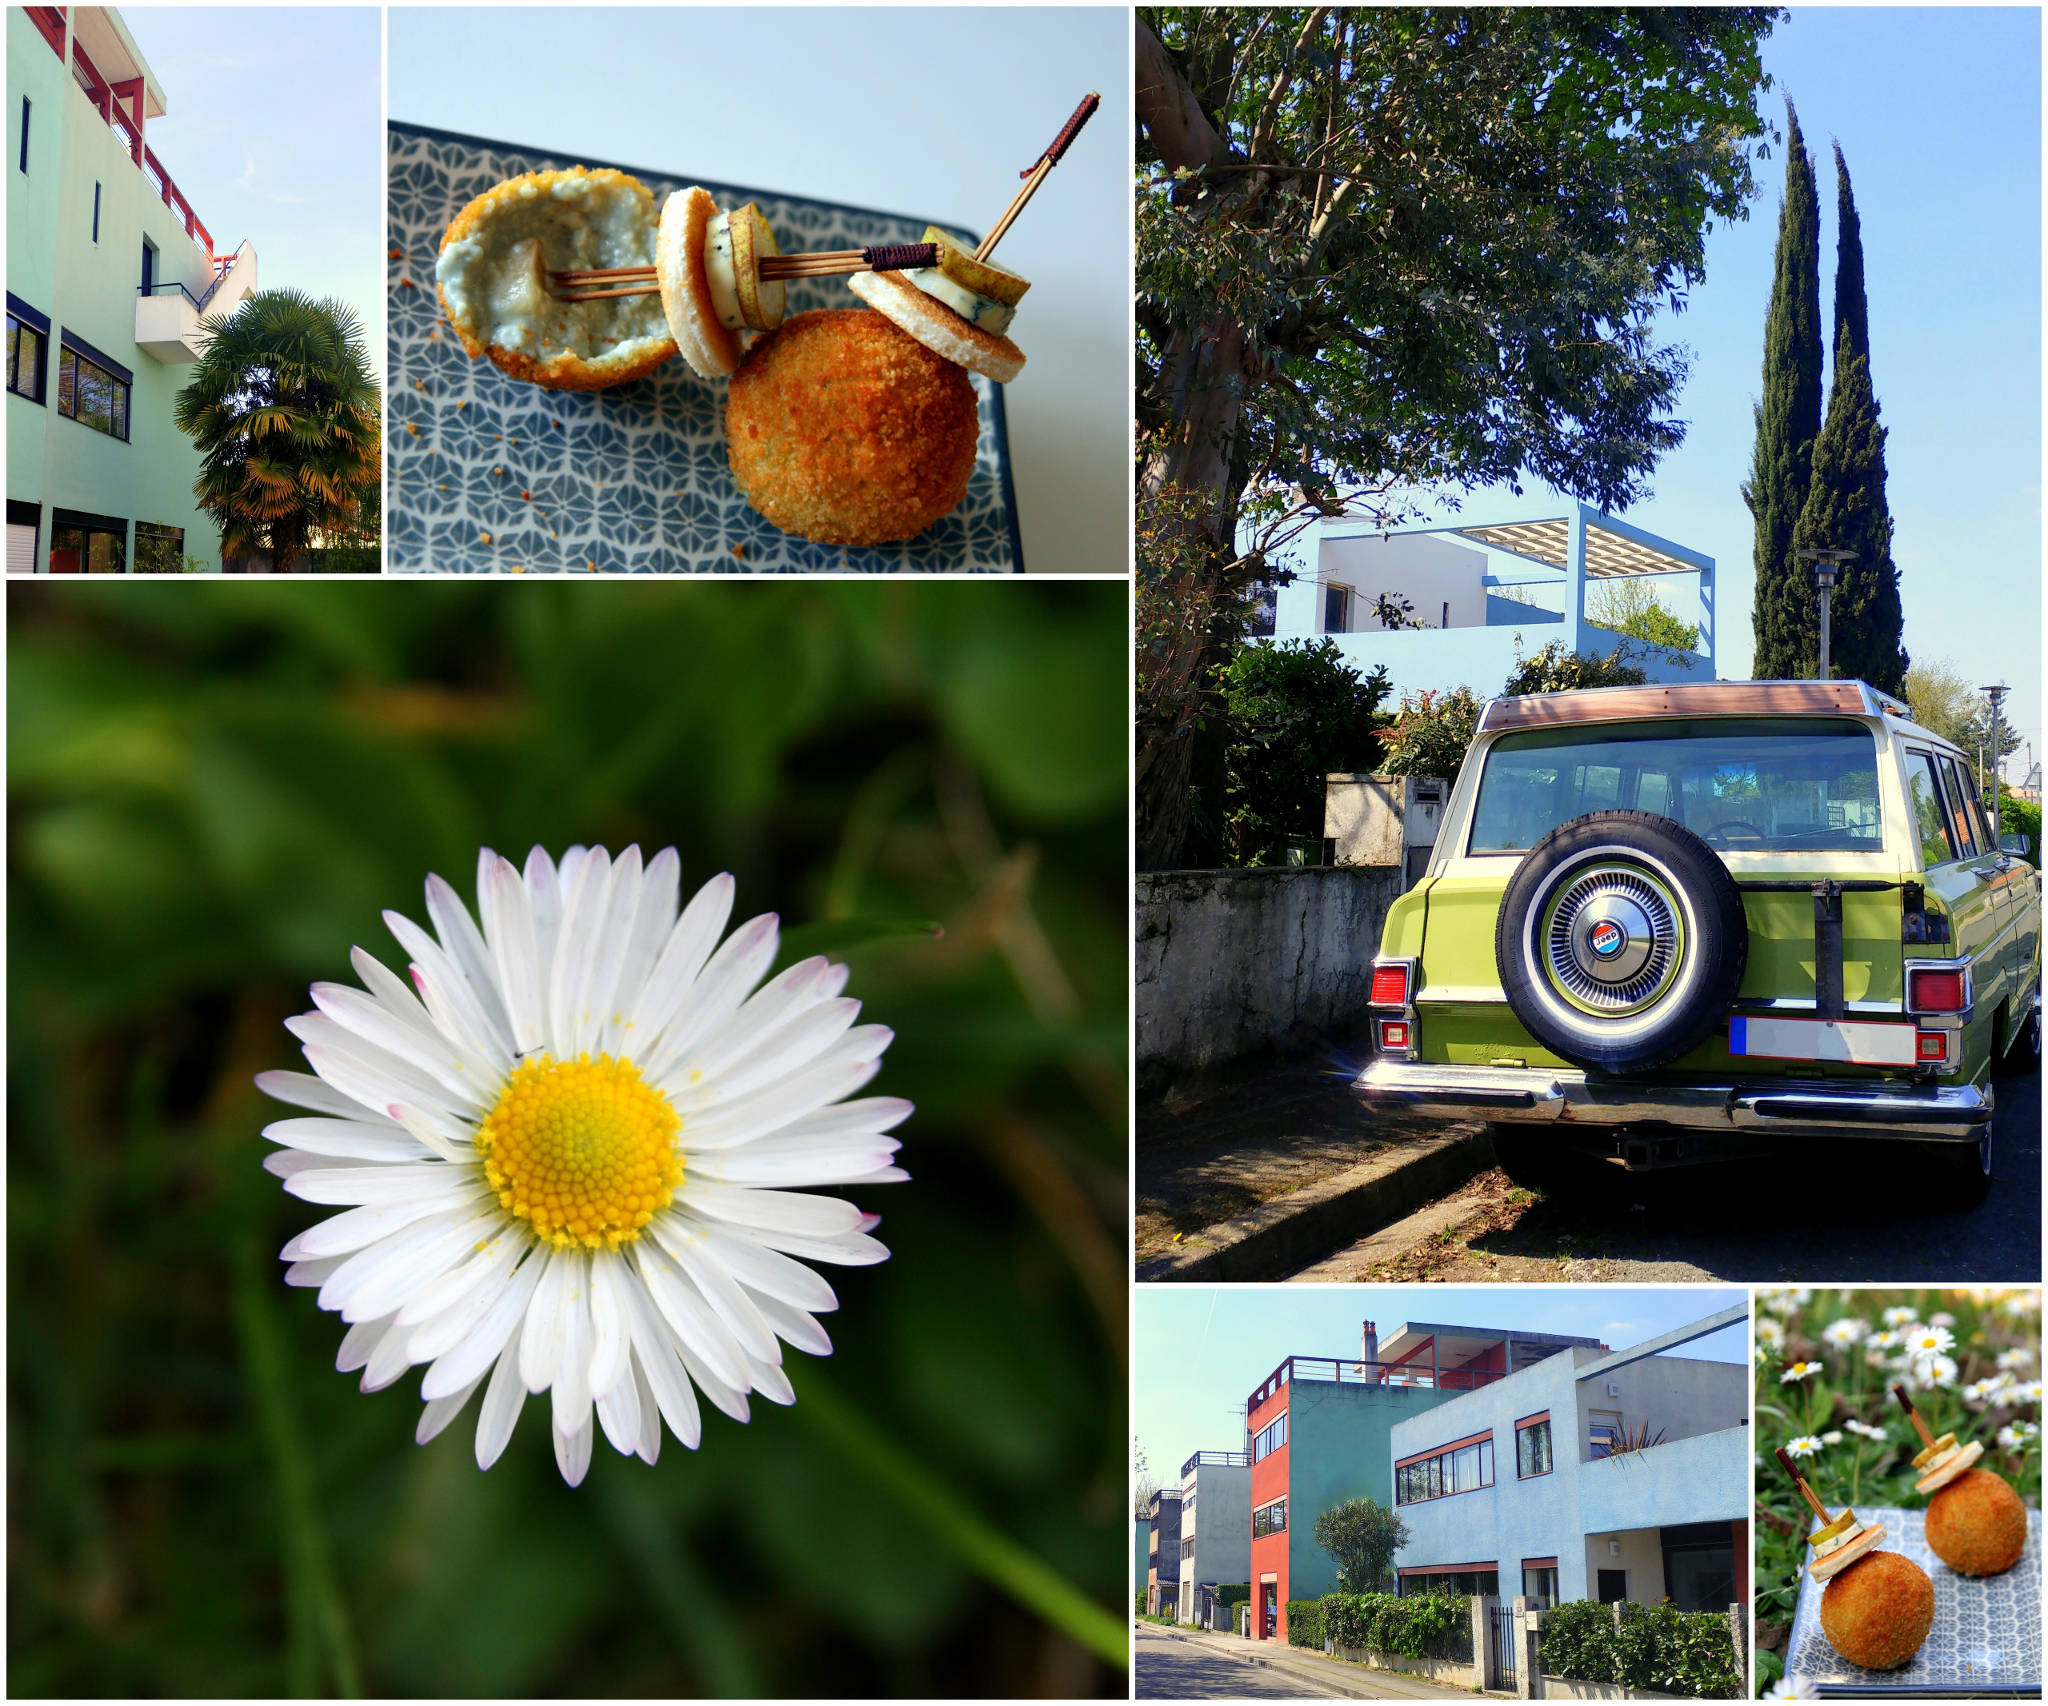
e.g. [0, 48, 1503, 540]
[1467, 718, 1884, 854]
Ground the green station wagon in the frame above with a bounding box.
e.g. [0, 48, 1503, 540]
[1358, 680, 2040, 1206]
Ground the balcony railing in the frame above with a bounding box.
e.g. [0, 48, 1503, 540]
[64, 26, 219, 264]
[1180, 1449, 1251, 1476]
[1247, 1354, 1508, 1414]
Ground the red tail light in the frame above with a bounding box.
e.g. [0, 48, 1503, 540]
[1370, 963, 1411, 1007]
[1916, 1030, 1949, 1063]
[1908, 968, 1967, 1013]
[1380, 1020, 1410, 1051]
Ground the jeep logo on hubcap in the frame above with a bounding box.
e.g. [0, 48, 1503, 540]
[1589, 920, 1625, 958]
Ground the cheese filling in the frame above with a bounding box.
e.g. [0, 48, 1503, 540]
[705, 212, 747, 332]
[1814, 1519, 1865, 1558]
[906, 267, 1016, 335]
[1921, 1444, 1961, 1475]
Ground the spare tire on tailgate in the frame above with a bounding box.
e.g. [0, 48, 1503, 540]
[1495, 809, 1747, 1076]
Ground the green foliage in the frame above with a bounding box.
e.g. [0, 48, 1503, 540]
[1748, 99, 1826, 681]
[174, 289, 382, 573]
[1903, 659, 1983, 749]
[1320, 1591, 1470, 1660]
[1503, 639, 1652, 698]
[1311, 1496, 1407, 1594]
[1380, 687, 1483, 787]
[1137, 1592, 1150, 1619]
[1542, 1601, 1740, 1699]
[1285, 1600, 1324, 1649]
[1587, 577, 1700, 652]
[6, 582, 1128, 1698]
[1997, 789, 2040, 867]
[1217, 639, 1392, 866]
[1214, 1584, 1251, 1608]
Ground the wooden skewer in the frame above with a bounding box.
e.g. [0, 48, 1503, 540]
[549, 242, 940, 300]
[1892, 1384, 1937, 1449]
[975, 90, 1100, 262]
[1774, 1447, 1834, 1523]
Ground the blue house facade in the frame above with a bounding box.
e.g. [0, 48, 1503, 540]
[1386, 1308, 1749, 1613]
[1259, 503, 1716, 702]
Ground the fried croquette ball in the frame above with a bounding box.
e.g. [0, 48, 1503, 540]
[725, 309, 978, 546]
[1818, 1550, 1935, 1671]
[437, 168, 676, 391]
[1926, 1468, 2029, 1577]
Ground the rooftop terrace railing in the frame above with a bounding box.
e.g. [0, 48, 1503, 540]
[40, 13, 225, 266]
[1246, 1355, 1508, 1414]
[1180, 1449, 1251, 1476]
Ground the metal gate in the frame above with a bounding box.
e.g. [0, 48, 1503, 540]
[1491, 1603, 1517, 1687]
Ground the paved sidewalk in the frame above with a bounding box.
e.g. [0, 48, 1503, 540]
[1135, 1620, 1505, 1701]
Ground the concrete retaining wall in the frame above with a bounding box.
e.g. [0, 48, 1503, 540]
[1136, 865, 1405, 1079]
[1328, 1646, 1480, 1688]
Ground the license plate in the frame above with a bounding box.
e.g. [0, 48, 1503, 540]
[1728, 1015, 1918, 1067]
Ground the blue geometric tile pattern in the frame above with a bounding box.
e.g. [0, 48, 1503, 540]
[387, 121, 1024, 574]
[1785, 1504, 2040, 1695]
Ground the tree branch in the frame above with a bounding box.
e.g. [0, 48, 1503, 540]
[1136, 18, 1234, 174]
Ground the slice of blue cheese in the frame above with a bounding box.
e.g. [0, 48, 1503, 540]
[904, 267, 1016, 335]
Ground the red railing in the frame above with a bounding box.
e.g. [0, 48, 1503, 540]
[69, 28, 216, 263]
[28, 6, 65, 58]
[1246, 1354, 1508, 1415]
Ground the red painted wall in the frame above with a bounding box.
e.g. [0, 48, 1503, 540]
[1247, 1380, 1290, 1640]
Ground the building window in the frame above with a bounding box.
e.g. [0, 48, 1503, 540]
[1522, 1563, 1558, 1607]
[18, 96, 28, 174]
[57, 337, 130, 441]
[1252, 1497, 1287, 1539]
[48, 508, 127, 574]
[1252, 1412, 1288, 1463]
[1181, 1537, 1195, 1560]
[1589, 1410, 1627, 1459]
[92, 180, 101, 242]
[1324, 584, 1350, 633]
[1516, 1418, 1553, 1478]
[1400, 1568, 1500, 1598]
[1396, 1435, 1494, 1504]
[7, 500, 41, 576]
[134, 523, 185, 573]
[7, 302, 48, 404]
[141, 238, 157, 295]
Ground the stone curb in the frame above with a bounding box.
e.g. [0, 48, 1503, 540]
[1137, 1124, 1494, 1283]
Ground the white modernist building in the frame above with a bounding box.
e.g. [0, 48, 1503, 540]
[1175, 1448, 1251, 1626]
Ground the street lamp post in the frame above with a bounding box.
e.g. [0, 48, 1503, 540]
[1796, 547, 1856, 681]
[1981, 683, 2010, 850]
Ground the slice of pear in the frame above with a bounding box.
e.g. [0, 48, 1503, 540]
[1911, 1432, 1958, 1470]
[922, 227, 1031, 307]
[1809, 1511, 1859, 1548]
[728, 203, 786, 332]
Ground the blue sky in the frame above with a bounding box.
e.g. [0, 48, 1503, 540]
[1132, 1288, 1748, 1489]
[121, 8, 384, 386]
[1424, 8, 2041, 775]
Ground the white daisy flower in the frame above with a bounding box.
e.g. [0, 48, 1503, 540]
[1758, 1317, 1787, 1350]
[1760, 1287, 1810, 1319]
[1881, 1306, 1919, 1328]
[1820, 1318, 1867, 1349]
[1784, 1434, 1823, 1458]
[1997, 1421, 2040, 1452]
[1820, 1430, 1843, 1446]
[1780, 1361, 1821, 1385]
[2005, 1294, 2040, 1318]
[2004, 1380, 2043, 1408]
[1842, 1419, 1888, 1441]
[1766, 1674, 1816, 1699]
[258, 845, 910, 1486]
[1930, 1311, 1956, 1329]
[1866, 1329, 1899, 1351]
[1964, 1376, 2009, 1405]
[1907, 1325, 1956, 1361]
[1906, 1354, 1959, 1391]
[1997, 1347, 2035, 1371]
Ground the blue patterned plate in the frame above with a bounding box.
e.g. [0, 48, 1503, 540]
[1784, 1504, 2041, 1696]
[386, 121, 1024, 574]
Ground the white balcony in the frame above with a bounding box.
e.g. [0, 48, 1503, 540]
[135, 241, 257, 363]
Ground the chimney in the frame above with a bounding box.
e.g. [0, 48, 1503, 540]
[1362, 1320, 1379, 1366]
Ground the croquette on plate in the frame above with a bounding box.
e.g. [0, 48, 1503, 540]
[1818, 1549, 1935, 1671]
[1926, 1468, 2029, 1577]
[725, 309, 978, 546]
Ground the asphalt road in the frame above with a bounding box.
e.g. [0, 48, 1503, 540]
[1312, 1065, 2041, 1282]
[1135, 1626, 1348, 1700]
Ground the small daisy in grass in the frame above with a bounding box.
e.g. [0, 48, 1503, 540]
[1758, 1316, 1787, 1351]
[1998, 1346, 2035, 1371]
[1881, 1305, 1919, 1328]
[259, 845, 909, 1485]
[1820, 1317, 1868, 1348]
[1906, 1324, 1956, 1363]
[1998, 1421, 2040, 1452]
[1784, 1434, 1824, 1458]
[1842, 1419, 1888, 1441]
[2006, 1379, 2043, 1407]
[1964, 1374, 2012, 1405]
[1780, 1360, 1821, 1385]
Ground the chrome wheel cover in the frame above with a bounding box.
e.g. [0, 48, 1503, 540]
[1538, 862, 1684, 1016]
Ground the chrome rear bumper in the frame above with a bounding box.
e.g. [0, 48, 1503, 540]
[1356, 1060, 1990, 1142]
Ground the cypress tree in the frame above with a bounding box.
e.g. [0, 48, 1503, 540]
[1795, 145, 1908, 694]
[1744, 100, 1824, 680]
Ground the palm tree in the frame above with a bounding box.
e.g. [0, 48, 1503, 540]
[175, 290, 381, 573]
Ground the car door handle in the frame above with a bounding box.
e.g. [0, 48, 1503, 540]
[1971, 863, 2003, 878]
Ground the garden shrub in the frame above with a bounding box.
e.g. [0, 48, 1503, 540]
[1215, 1584, 1251, 1608]
[1136, 1591, 1148, 1619]
[1539, 1600, 1617, 1685]
[1541, 1600, 1740, 1699]
[1286, 1600, 1325, 1649]
[1319, 1592, 1470, 1659]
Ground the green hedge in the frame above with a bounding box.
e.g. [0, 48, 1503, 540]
[1539, 1601, 1740, 1699]
[1214, 1584, 1251, 1608]
[1135, 1591, 1148, 1619]
[1320, 1592, 1471, 1660]
[1286, 1600, 1325, 1649]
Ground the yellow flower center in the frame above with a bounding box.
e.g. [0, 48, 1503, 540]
[474, 1053, 682, 1250]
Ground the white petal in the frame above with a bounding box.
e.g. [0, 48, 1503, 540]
[596, 1357, 641, 1456]
[693, 1141, 902, 1188]
[286, 1188, 488, 1260]
[547, 846, 610, 1056]
[475, 1344, 527, 1470]
[255, 1069, 405, 1128]
[683, 1220, 840, 1313]
[751, 1290, 834, 1358]
[603, 847, 680, 1054]
[407, 952, 514, 1082]
[676, 956, 836, 1083]
[523, 846, 563, 989]
[625, 873, 737, 1043]
[421, 1246, 545, 1400]
[669, 1330, 752, 1425]
[646, 1219, 782, 1363]
[574, 845, 641, 1057]
[519, 1245, 570, 1394]
[552, 1249, 593, 1439]
[386, 1102, 472, 1165]
[397, 1230, 522, 1329]
[417, 1376, 483, 1445]
[310, 983, 493, 1111]
[298, 1037, 473, 1133]
[263, 1118, 435, 1163]
[748, 1357, 795, 1407]
[361, 1319, 416, 1392]
[680, 1182, 866, 1238]
[553, 1415, 594, 1486]
[336, 1314, 392, 1373]
[348, 946, 446, 1044]
[618, 1266, 702, 1450]
[672, 1055, 886, 1152]
[767, 1096, 915, 1145]
[264, 1150, 327, 1180]
[283, 1254, 346, 1289]
[587, 1250, 630, 1401]
[425, 866, 517, 1047]
[631, 1355, 664, 1463]
[286, 1162, 473, 1207]
[320, 1207, 501, 1324]
[406, 1243, 525, 1362]
[732, 1224, 892, 1268]
[479, 854, 547, 1057]
[633, 1245, 752, 1393]
[640, 913, 781, 1080]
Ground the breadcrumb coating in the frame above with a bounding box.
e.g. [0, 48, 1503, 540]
[725, 310, 978, 546]
[1926, 1469, 2028, 1577]
[1819, 1550, 1935, 1671]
